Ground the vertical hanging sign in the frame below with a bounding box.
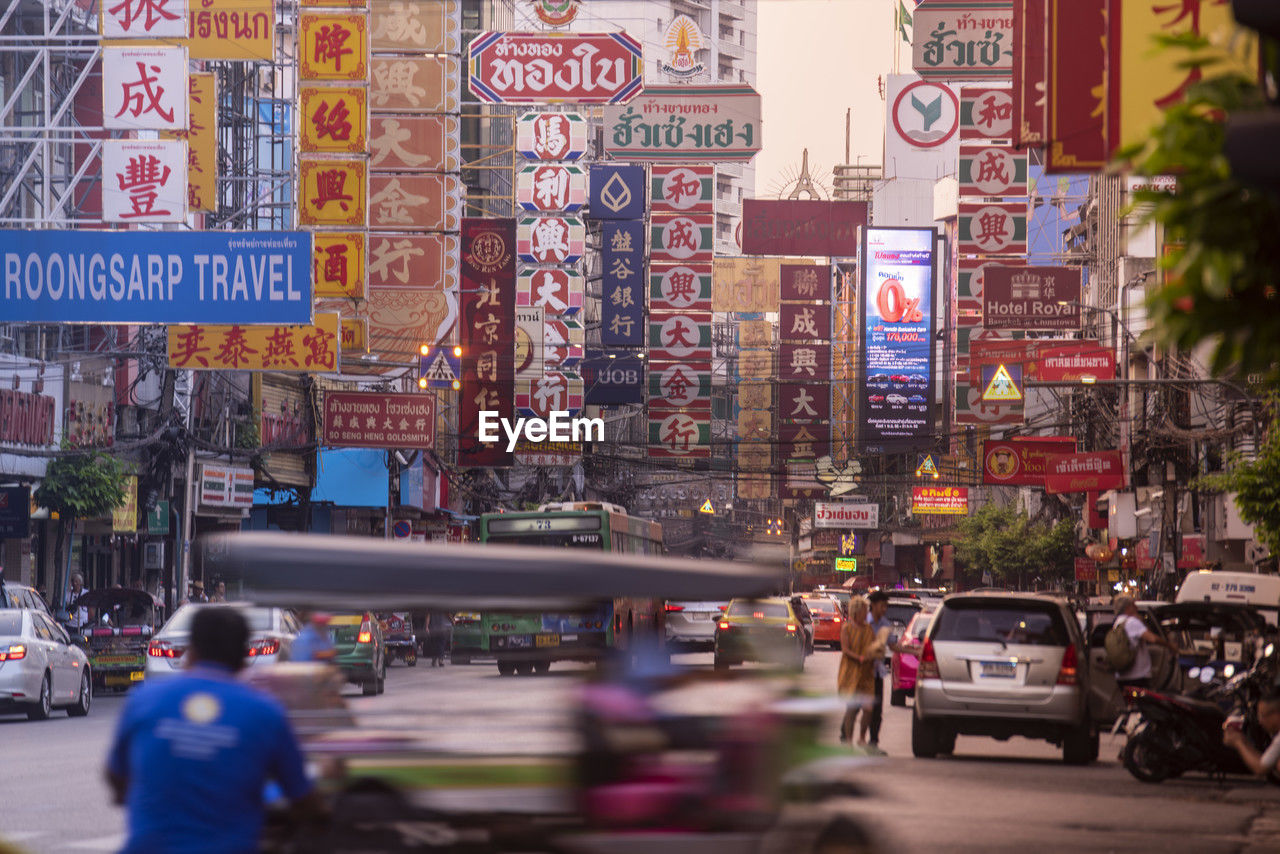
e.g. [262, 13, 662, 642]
[458, 219, 516, 467]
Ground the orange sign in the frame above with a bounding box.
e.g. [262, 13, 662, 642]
[186, 0, 275, 62]
[370, 56, 459, 112]
[369, 173, 460, 231]
[371, 0, 461, 53]
[369, 115, 460, 171]
[341, 318, 368, 353]
[167, 314, 340, 371]
[366, 288, 453, 362]
[300, 13, 369, 81]
[299, 85, 367, 154]
[161, 72, 217, 212]
[367, 233, 457, 290]
[312, 232, 366, 299]
[299, 157, 367, 227]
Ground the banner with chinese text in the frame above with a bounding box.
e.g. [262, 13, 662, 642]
[167, 314, 339, 371]
[457, 219, 516, 467]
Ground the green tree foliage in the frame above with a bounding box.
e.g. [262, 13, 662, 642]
[1126, 34, 1280, 379]
[35, 450, 130, 603]
[955, 504, 1076, 588]
[1198, 396, 1280, 557]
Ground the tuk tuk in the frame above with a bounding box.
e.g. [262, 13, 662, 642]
[204, 531, 882, 854]
[68, 589, 160, 691]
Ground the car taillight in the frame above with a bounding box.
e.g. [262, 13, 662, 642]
[918, 638, 939, 679]
[147, 640, 184, 659]
[247, 638, 280, 657]
[357, 614, 373, 644]
[717, 621, 730, 630]
[833, 616, 842, 623]
[0, 644, 26, 662]
[664, 604, 684, 612]
[785, 623, 797, 633]
[1056, 643, 1079, 686]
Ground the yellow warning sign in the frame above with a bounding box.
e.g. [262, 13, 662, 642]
[699, 499, 715, 514]
[982, 363, 1024, 402]
[915, 454, 940, 479]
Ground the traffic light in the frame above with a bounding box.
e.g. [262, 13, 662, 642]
[1226, 1, 1280, 184]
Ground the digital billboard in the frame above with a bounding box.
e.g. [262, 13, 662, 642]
[860, 227, 936, 448]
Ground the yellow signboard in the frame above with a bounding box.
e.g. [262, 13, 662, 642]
[712, 257, 781, 313]
[161, 72, 217, 213]
[187, 0, 275, 62]
[167, 313, 340, 371]
[835, 557, 857, 572]
[312, 232, 367, 299]
[340, 318, 369, 353]
[300, 13, 369, 81]
[299, 85, 368, 154]
[112, 476, 138, 533]
[298, 158, 367, 227]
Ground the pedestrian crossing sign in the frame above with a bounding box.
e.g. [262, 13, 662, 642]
[420, 349, 461, 390]
[915, 454, 939, 479]
[699, 499, 715, 514]
[981, 363, 1023, 402]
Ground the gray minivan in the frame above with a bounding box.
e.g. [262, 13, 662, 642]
[913, 592, 1097, 764]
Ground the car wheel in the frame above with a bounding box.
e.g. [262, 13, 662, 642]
[911, 713, 939, 758]
[1062, 724, 1097, 765]
[713, 653, 730, 671]
[936, 728, 957, 755]
[362, 679, 379, 696]
[533, 661, 551, 675]
[28, 673, 52, 721]
[497, 662, 516, 676]
[67, 670, 92, 717]
[890, 688, 907, 707]
[375, 658, 387, 695]
[515, 662, 534, 676]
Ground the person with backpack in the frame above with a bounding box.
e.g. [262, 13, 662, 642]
[1108, 595, 1178, 689]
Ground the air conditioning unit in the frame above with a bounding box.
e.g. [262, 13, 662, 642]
[143, 541, 165, 570]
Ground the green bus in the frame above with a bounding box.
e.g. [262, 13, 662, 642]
[452, 502, 663, 675]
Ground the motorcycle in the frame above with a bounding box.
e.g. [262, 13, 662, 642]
[1120, 643, 1278, 784]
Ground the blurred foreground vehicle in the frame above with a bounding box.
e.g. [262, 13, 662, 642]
[0, 608, 92, 720]
[201, 532, 886, 854]
[715, 597, 813, 672]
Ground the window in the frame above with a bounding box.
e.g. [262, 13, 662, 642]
[933, 601, 1069, 647]
[0, 612, 22, 635]
[727, 601, 788, 619]
[32, 615, 53, 641]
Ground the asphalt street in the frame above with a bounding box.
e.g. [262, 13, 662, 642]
[3, 648, 1280, 853]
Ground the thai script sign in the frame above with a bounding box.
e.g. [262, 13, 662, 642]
[1043, 450, 1127, 494]
[983, 265, 1082, 330]
[322, 391, 436, 450]
[712, 257, 781, 313]
[184, 0, 275, 62]
[912, 486, 969, 515]
[969, 339, 1115, 385]
[167, 314, 339, 371]
[740, 200, 867, 257]
[467, 32, 643, 105]
[1, 230, 311, 324]
[0, 390, 56, 447]
[912, 0, 1014, 80]
[982, 438, 1077, 486]
[815, 502, 879, 530]
[604, 85, 761, 161]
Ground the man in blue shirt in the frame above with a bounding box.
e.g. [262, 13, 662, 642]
[866, 590, 894, 754]
[106, 606, 317, 854]
[290, 611, 336, 663]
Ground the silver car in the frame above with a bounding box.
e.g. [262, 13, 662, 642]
[145, 603, 299, 680]
[0, 609, 92, 720]
[664, 600, 727, 650]
[913, 592, 1096, 764]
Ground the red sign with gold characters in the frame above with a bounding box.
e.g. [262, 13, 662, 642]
[300, 85, 368, 153]
[299, 157, 367, 227]
[300, 13, 369, 81]
[458, 219, 516, 467]
[467, 32, 643, 105]
[167, 314, 340, 372]
[323, 391, 435, 450]
[912, 486, 969, 516]
[982, 438, 1076, 486]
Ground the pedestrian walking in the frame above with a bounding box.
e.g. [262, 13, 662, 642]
[1110, 595, 1178, 690]
[864, 590, 895, 754]
[837, 595, 881, 745]
[105, 606, 319, 853]
[64, 573, 89, 629]
[427, 610, 453, 667]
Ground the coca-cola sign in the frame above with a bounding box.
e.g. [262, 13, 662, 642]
[468, 32, 643, 105]
[814, 502, 879, 530]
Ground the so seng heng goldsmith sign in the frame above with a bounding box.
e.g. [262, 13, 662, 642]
[468, 32, 643, 105]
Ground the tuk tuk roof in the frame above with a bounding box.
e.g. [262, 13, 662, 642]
[204, 532, 784, 610]
[1153, 600, 1270, 633]
[71, 588, 159, 612]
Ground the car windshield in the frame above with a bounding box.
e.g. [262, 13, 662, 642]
[727, 601, 788, 619]
[0, 611, 22, 635]
[804, 598, 839, 614]
[885, 603, 921, 626]
[163, 604, 275, 635]
[933, 600, 1068, 646]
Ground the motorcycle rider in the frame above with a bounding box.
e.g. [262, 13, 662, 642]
[1222, 690, 1280, 778]
[1112, 595, 1179, 689]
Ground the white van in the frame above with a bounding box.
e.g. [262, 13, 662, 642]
[1175, 570, 1280, 624]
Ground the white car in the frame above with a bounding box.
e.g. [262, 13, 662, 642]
[664, 601, 728, 650]
[886, 393, 908, 406]
[146, 603, 299, 680]
[0, 609, 92, 720]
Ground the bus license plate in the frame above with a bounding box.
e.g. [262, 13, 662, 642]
[535, 634, 559, 648]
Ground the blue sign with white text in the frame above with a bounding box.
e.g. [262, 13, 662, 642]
[0, 230, 312, 324]
[582, 351, 645, 404]
[589, 165, 646, 220]
[600, 221, 646, 347]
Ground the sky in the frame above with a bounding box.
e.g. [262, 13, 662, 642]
[755, 0, 907, 199]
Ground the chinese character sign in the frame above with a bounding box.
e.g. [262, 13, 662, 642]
[167, 314, 339, 371]
[957, 201, 1027, 254]
[958, 144, 1027, 196]
[600, 220, 646, 347]
[299, 157, 367, 227]
[103, 46, 189, 131]
[312, 232, 366, 299]
[370, 0, 461, 53]
[517, 215, 584, 264]
[370, 56, 460, 112]
[516, 164, 587, 212]
[102, 140, 188, 223]
[515, 112, 588, 160]
[300, 13, 369, 81]
[960, 86, 1015, 140]
[458, 219, 516, 468]
[370, 115, 461, 171]
[651, 165, 714, 214]
[649, 264, 712, 313]
[160, 71, 217, 213]
[517, 267, 584, 315]
[101, 0, 188, 39]
[780, 264, 832, 303]
[369, 173, 461, 231]
[650, 216, 713, 263]
[300, 85, 368, 153]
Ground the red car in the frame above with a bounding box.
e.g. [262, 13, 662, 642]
[800, 595, 844, 648]
[890, 610, 934, 706]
